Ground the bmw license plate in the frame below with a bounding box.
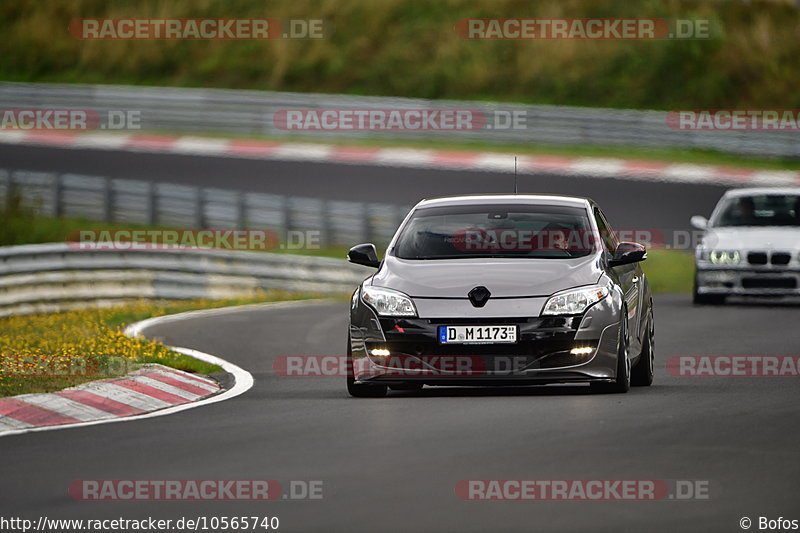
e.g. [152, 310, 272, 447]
[439, 325, 517, 344]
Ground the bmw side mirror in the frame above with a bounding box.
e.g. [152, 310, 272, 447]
[348, 243, 381, 268]
[690, 215, 708, 230]
[608, 242, 647, 267]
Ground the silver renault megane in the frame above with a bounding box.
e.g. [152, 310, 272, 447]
[346, 194, 654, 396]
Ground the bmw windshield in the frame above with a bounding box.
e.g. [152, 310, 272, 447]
[392, 204, 597, 260]
[711, 194, 800, 227]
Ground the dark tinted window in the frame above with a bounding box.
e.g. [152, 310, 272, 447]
[393, 204, 596, 260]
[713, 195, 800, 227]
[593, 208, 618, 252]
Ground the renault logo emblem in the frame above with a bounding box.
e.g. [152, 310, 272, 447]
[468, 286, 491, 308]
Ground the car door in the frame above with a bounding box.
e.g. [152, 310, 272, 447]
[594, 207, 643, 354]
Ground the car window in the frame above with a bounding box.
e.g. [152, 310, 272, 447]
[712, 194, 800, 227]
[593, 208, 618, 252]
[393, 204, 596, 259]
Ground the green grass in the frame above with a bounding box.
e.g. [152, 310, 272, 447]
[642, 249, 694, 294]
[0, 0, 798, 111]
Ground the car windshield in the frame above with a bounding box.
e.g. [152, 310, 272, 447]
[713, 194, 800, 227]
[392, 204, 596, 260]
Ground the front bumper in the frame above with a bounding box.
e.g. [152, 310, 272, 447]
[349, 298, 622, 385]
[696, 266, 800, 297]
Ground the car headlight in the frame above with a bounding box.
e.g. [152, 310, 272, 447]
[709, 250, 740, 264]
[361, 286, 417, 317]
[541, 285, 609, 316]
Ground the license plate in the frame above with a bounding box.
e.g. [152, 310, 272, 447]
[439, 325, 517, 344]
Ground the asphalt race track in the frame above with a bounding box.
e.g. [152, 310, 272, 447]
[2, 144, 798, 531]
[2, 296, 799, 532]
[0, 144, 731, 233]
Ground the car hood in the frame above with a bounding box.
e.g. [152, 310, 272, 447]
[370, 254, 604, 298]
[702, 227, 800, 251]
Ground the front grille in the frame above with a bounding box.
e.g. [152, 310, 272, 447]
[771, 252, 791, 266]
[747, 251, 793, 266]
[742, 277, 797, 289]
[374, 317, 591, 371]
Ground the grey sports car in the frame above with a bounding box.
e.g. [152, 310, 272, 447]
[346, 194, 654, 396]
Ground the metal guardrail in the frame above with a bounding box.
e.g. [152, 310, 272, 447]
[1, 82, 798, 157]
[0, 169, 408, 248]
[0, 243, 372, 317]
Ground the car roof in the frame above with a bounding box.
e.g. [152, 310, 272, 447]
[722, 187, 800, 198]
[415, 194, 592, 209]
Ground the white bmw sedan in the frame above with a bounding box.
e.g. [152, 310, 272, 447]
[692, 188, 800, 304]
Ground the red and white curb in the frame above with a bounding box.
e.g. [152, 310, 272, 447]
[1, 130, 798, 188]
[0, 364, 221, 432]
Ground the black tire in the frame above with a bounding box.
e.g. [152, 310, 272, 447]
[346, 335, 387, 398]
[389, 382, 424, 391]
[591, 312, 630, 394]
[693, 277, 726, 305]
[631, 306, 654, 387]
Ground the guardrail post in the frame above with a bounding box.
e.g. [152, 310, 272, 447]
[394, 205, 407, 232]
[103, 177, 114, 223]
[53, 173, 63, 217]
[147, 182, 157, 225]
[5, 173, 15, 211]
[236, 191, 247, 229]
[362, 203, 372, 243]
[195, 187, 205, 228]
[282, 195, 292, 237]
[320, 199, 331, 247]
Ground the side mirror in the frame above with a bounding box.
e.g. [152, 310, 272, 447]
[608, 242, 647, 267]
[690, 215, 708, 230]
[348, 243, 381, 268]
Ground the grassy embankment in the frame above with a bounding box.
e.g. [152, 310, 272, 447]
[1, 0, 798, 111]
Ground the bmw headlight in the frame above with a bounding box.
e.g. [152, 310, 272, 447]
[709, 250, 741, 264]
[541, 285, 609, 316]
[361, 286, 417, 317]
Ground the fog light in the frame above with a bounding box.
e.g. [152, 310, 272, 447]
[570, 346, 594, 356]
[370, 348, 390, 357]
